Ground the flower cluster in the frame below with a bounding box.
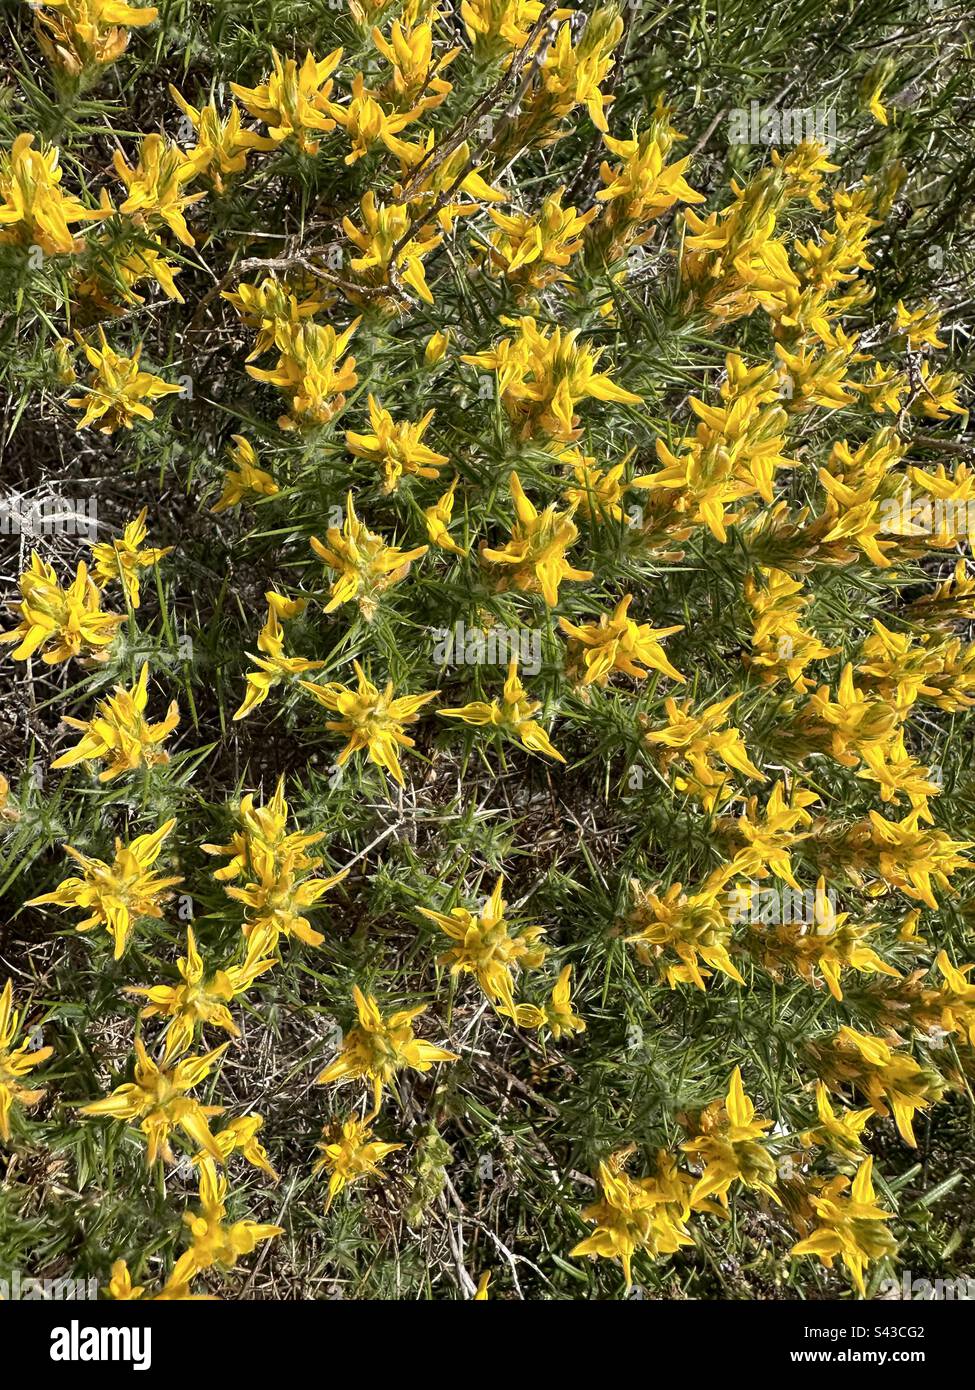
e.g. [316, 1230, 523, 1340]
[5, 0, 974, 1307]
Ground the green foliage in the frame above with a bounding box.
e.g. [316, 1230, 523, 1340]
[1, 0, 974, 1301]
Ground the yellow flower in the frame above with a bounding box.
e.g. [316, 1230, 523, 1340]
[346, 394, 448, 493]
[519, 8, 623, 141]
[743, 567, 836, 693]
[310, 493, 427, 620]
[232, 593, 320, 721]
[480, 472, 593, 607]
[856, 735, 941, 821]
[231, 48, 343, 155]
[301, 662, 437, 786]
[316, 985, 458, 1110]
[343, 191, 441, 312]
[223, 276, 330, 362]
[460, 0, 567, 62]
[247, 318, 360, 431]
[801, 1082, 874, 1157]
[31, 0, 157, 76]
[0, 773, 19, 824]
[0, 554, 122, 665]
[541, 964, 586, 1039]
[835, 1026, 944, 1146]
[866, 809, 972, 910]
[419, 874, 547, 1015]
[561, 452, 654, 524]
[0, 980, 53, 1142]
[347, 0, 400, 25]
[748, 876, 899, 1003]
[201, 778, 348, 957]
[372, 18, 457, 113]
[590, 121, 704, 261]
[313, 1114, 404, 1210]
[202, 775, 326, 887]
[934, 951, 975, 1047]
[801, 663, 899, 768]
[211, 435, 280, 513]
[200, 1114, 279, 1182]
[325, 72, 426, 166]
[905, 462, 975, 548]
[234, 594, 324, 721]
[68, 327, 182, 433]
[52, 335, 77, 383]
[73, 237, 184, 310]
[682, 144, 837, 322]
[126, 926, 275, 1061]
[774, 337, 861, 413]
[681, 1067, 779, 1207]
[643, 693, 765, 811]
[462, 316, 640, 441]
[113, 134, 204, 246]
[89, 506, 171, 610]
[912, 361, 965, 420]
[0, 133, 106, 255]
[642, 354, 794, 541]
[816, 429, 910, 568]
[440, 656, 565, 763]
[178, 1157, 283, 1276]
[27, 818, 182, 959]
[169, 87, 275, 192]
[570, 1148, 697, 1287]
[624, 873, 744, 990]
[859, 60, 896, 127]
[723, 780, 819, 890]
[562, 455, 622, 522]
[394, 133, 505, 234]
[480, 187, 595, 296]
[791, 1157, 896, 1295]
[855, 361, 909, 416]
[892, 299, 945, 352]
[423, 477, 467, 556]
[79, 1039, 228, 1165]
[804, 181, 878, 284]
[106, 1259, 212, 1302]
[107, 1260, 144, 1301]
[51, 662, 180, 780]
[224, 855, 349, 958]
[560, 595, 684, 687]
[424, 329, 449, 366]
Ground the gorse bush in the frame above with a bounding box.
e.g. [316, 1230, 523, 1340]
[0, 0, 973, 1301]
